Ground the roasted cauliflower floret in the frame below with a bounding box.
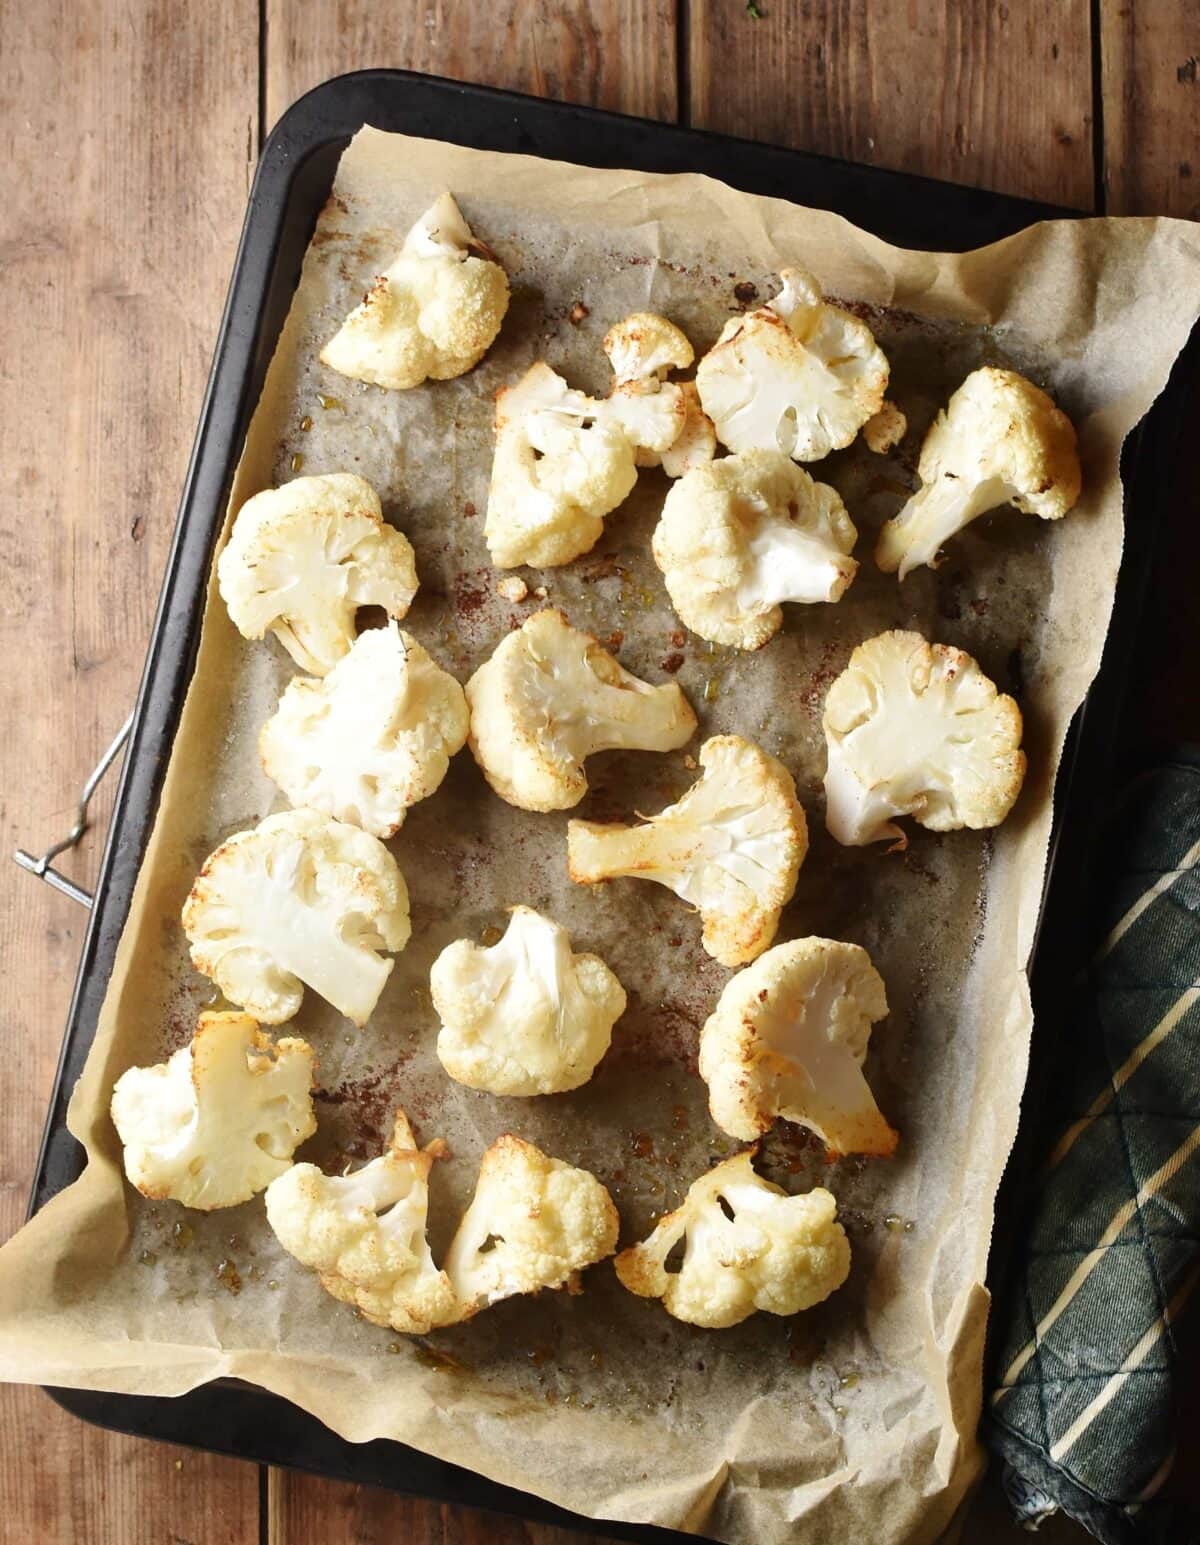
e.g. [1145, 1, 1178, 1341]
[602, 313, 714, 477]
[431, 906, 626, 1095]
[822, 630, 1026, 848]
[265, 1109, 460, 1333]
[444, 1135, 619, 1316]
[614, 1151, 850, 1328]
[603, 311, 694, 385]
[875, 367, 1081, 578]
[484, 314, 701, 571]
[652, 449, 858, 650]
[695, 268, 889, 462]
[217, 473, 419, 676]
[320, 192, 509, 390]
[567, 734, 807, 967]
[465, 609, 696, 812]
[862, 400, 908, 454]
[110, 1012, 316, 1210]
[698, 938, 897, 1154]
[259, 622, 469, 837]
[182, 809, 410, 1026]
[485, 364, 640, 570]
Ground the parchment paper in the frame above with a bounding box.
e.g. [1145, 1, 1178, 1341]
[3, 129, 1200, 1544]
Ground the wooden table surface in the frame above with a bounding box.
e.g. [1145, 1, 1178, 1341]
[2, 3, 1197, 1541]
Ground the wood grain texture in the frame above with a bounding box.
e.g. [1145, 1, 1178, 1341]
[264, 0, 677, 133]
[688, 0, 1097, 208]
[0, 0, 260, 1538]
[3, 1403, 260, 1545]
[1100, 0, 1200, 216]
[266, 1472, 625, 1544]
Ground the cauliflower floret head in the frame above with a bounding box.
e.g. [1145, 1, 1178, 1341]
[568, 734, 807, 967]
[822, 629, 1026, 847]
[259, 622, 469, 837]
[484, 362, 641, 569]
[319, 193, 509, 390]
[602, 312, 694, 386]
[601, 311, 709, 477]
[862, 400, 908, 454]
[696, 268, 889, 462]
[466, 609, 696, 812]
[182, 808, 410, 1026]
[698, 938, 897, 1154]
[652, 448, 858, 650]
[431, 906, 626, 1095]
[217, 473, 419, 676]
[111, 1011, 316, 1210]
[443, 1135, 619, 1316]
[265, 1109, 460, 1333]
[614, 1151, 850, 1328]
[875, 367, 1081, 578]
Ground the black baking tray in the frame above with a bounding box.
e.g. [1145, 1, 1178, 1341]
[27, 68, 1193, 1541]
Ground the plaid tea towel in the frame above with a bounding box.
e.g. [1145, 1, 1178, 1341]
[986, 752, 1200, 1543]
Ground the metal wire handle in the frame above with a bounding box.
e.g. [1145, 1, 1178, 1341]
[13, 712, 135, 909]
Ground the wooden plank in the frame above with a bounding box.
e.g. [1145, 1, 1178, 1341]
[264, 0, 678, 132]
[0, 0, 261, 1537]
[1100, 0, 1200, 216]
[3, 1398, 260, 1545]
[267, 1471, 627, 1544]
[688, 0, 1096, 208]
[1100, 4, 1200, 769]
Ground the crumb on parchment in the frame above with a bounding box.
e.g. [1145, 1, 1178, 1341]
[863, 401, 908, 454]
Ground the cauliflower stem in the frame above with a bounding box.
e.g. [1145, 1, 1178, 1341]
[466, 610, 696, 811]
[737, 519, 854, 607]
[568, 734, 807, 966]
[879, 470, 1028, 577]
[699, 938, 898, 1154]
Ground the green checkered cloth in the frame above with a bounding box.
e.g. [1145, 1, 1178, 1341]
[987, 752, 1200, 1543]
